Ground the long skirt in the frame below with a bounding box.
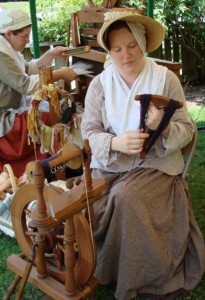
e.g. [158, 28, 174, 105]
[0, 112, 50, 178]
[92, 167, 205, 300]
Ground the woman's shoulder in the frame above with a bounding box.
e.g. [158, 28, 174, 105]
[163, 69, 186, 103]
[88, 73, 103, 92]
[166, 69, 184, 87]
[90, 73, 102, 84]
[166, 68, 181, 82]
[85, 73, 105, 106]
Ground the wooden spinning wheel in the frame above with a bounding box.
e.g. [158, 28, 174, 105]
[11, 184, 96, 287]
[5, 142, 106, 300]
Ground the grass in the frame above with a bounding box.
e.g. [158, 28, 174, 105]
[0, 105, 205, 300]
[188, 106, 205, 238]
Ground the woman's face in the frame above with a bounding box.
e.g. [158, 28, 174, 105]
[6, 27, 31, 52]
[108, 27, 144, 78]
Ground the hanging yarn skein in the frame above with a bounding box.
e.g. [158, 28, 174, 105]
[27, 66, 81, 155]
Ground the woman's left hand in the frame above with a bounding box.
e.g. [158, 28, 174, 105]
[145, 102, 164, 131]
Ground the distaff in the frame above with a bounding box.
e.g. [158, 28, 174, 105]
[135, 94, 183, 158]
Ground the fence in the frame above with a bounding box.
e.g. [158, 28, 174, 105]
[152, 20, 205, 85]
[152, 39, 200, 84]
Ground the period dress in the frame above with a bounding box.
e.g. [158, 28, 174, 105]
[0, 35, 49, 177]
[81, 59, 205, 300]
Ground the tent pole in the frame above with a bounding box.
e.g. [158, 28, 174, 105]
[29, 0, 40, 58]
[147, 0, 154, 57]
[147, 0, 154, 18]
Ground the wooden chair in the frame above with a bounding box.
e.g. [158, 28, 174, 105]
[68, 5, 109, 105]
[69, 1, 123, 51]
[69, 4, 108, 73]
[181, 120, 198, 180]
[179, 119, 198, 209]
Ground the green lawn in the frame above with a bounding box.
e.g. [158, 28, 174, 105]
[0, 106, 205, 300]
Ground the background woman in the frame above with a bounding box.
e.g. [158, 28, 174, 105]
[0, 9, 77, 177]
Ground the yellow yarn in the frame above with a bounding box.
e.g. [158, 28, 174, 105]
[44, 84, 61, 115]
[27, 104, 41, 143]
[27, 83, 61, 149]
[40, 125, 52, 153]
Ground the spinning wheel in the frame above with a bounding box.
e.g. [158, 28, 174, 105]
[5, 141, 106, 300]
[11, 183, 95, 287]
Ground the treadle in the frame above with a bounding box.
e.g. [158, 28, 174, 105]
[7, 254, 98, 300]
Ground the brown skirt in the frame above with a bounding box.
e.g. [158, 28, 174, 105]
[92, 167, 205, 300]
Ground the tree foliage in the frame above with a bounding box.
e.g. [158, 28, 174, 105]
[35, 0, 87, 43]
[155, 0, 205, 82]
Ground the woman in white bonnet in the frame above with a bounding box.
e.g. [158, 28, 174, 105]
[0, 9, 77, 177]
[81, 7, 205, 300]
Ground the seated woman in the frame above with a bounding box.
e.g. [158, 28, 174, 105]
[81, 7, 205, 300]
[0, 9, 77, 177]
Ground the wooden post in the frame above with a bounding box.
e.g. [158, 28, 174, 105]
[38, 66, 61, 125]
[35, 234, 48, 279]
[64, 218, 77, 296]
[38, 66, 54, 87]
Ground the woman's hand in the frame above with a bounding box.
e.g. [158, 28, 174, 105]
[111, 130, 149, 155]
[52, 67, 77, 84]
[145, 102, 164, 131]
[37, 46, 70, 67]
[48, 46, 70, 58]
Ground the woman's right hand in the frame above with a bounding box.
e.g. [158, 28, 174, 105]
[111, 130, 149, 155]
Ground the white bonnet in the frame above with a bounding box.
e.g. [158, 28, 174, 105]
[0, 9, 31, 34]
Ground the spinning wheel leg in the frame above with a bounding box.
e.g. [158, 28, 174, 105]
[64, 217, 77, 296]
[4, 274, 21, 300]
[35, 234, 48, 279]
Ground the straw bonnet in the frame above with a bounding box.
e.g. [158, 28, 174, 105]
[97, 7, 165, 53]
[0, 9, 31, 33]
